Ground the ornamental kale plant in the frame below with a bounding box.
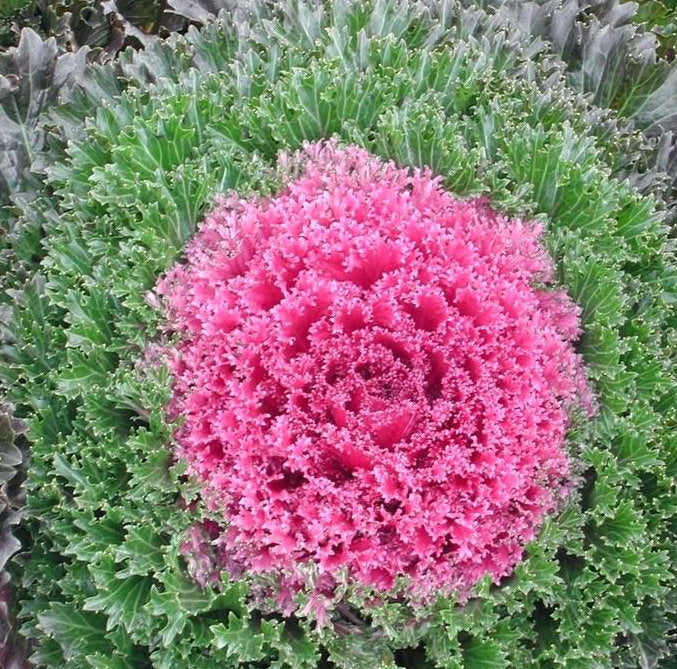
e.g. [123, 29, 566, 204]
[0, 1, 676, 669]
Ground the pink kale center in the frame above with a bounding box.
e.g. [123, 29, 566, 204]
[158, 141, 592, 597]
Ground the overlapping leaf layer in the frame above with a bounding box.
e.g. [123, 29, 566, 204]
[1, 1, 676, 668]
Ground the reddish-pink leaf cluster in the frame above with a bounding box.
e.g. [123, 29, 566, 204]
[158, 141, 592, 598]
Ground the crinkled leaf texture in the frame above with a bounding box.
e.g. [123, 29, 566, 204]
[167, 0, 237, 24]
[1, 0, 206, 60]
[0, 403, 29, 669]
[0, 1, 676, 668]
[0, 407, 24, 574]
[0, 28, 86, 204]
[479, 0, 677, 214]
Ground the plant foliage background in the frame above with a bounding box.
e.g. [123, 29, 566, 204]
[0, 0, 676, 668]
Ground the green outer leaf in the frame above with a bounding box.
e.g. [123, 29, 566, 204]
[37, 603, 112, 660]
